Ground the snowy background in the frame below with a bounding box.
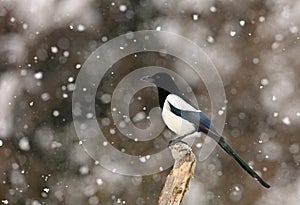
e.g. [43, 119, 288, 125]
[0, 0, 300, 204]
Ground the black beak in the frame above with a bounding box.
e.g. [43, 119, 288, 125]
[140, 75, 154, 83]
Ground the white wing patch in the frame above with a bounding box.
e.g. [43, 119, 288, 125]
[161, 94, 198, 136]
[165, 94, 199, 112]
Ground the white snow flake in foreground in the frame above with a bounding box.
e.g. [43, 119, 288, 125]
[272, 42, 280, 50]
[29, 101, 34, 107]
[63, 51, 70, 57]
[10, 17, 16, 22]
[252, 58, 260, 64]
[289, 144, 299, 154]
[1, 199, 8, 204]
[23, 23, 28, 30]
[67, 83, 75, 91]
[289, 26, 299, 34]
[101, 118, 110, 126]
[32, 200, 41, 205]
[96, 178, 103, 185]
[12, 162, 19, 169]
[77, 24, 85, 32]
[258, 16, 266, 22]
[41, 92, 50, 101]
[132, 111, 146, 122]
[282, 116, 291, 125]
[75, 63, 81, 69]
[192, 14, 199, 21]
[156, 26, 161, 31]
[110, 128, 116, 135]
[43, 187, 50, 193]
[51, 141, 62, 149]
[139, 156, 147, 163]
[100, 94, 111, 104]
[0, 140, 3, 147]
[79, 165, 89, 175]
[68, 76, 74, 83]
[86, 113, 93, 119]
[230, 31, 236, 37]
[119, 4, 127, 12]
[102, 36, 108, 42]
[207, 35, 215, 43]
[196, 143, 202, 148]
[119, 120, 126, 128]
[19, 137, 30, 151]
[34, 72, 43, 80]
[229, 185, 243, 202]
[51, 46, 58, 54]
[239, 20, 246, 27]
[62, 93, 68, 98]
[218, 110, 224, 116]
[52, 110, 60, 117]
[210, 6, 217, 13]
[261, 78, 269, 86]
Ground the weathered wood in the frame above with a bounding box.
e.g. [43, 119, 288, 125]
[158, 142, 196, 205]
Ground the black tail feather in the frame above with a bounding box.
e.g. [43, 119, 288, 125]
[204, 128, 271, 188]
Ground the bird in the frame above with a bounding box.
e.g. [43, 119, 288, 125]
[141, 72, 271, 188]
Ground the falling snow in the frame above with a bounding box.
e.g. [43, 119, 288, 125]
[100, 93, 111, 104]
[52, 110, 60, 117]
[239, 20, 246, 27]
[34, 72, 43, 80]
[75, 63, 81, 69]
[209, 6, 217, 13]
[1, 1, 300, 205]
[19, 137, 30, 151]
[192, 14, 199, 21]
[282, 116, 291, 125]
[132, 111, 146, 122]
[77, 24, 85, 32]
[40, 92, 50, 101]
[207, 35, 215, 43]
[1, 200, 8, 205]
[230, 31, 236, 37]
[50, 46, 58, 54]
[119, 5, 127, 12]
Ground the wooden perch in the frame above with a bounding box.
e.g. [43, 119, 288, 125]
[158, 141, 196, 205]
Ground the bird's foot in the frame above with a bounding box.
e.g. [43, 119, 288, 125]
[168, 133, 194, 147]
[168, 131, 195, 147]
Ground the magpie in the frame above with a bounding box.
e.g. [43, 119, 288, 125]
[141, 72, 270, 188]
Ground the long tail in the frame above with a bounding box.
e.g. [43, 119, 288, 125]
[205, 128, 271, 188]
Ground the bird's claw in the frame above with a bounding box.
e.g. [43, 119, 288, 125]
[168, 136, 186, 147]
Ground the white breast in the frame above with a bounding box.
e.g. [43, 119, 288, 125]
[161, 94, 198, 136]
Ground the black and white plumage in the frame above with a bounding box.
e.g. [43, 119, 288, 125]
[142, 72, 270, 188]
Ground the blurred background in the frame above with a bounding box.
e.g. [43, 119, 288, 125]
[0, 0, 300, 204]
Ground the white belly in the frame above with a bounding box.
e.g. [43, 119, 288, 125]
[161, 94, 197, 136]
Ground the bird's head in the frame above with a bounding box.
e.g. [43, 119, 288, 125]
[141, 72, 175, 88]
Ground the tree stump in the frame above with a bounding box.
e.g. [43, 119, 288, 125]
[158, 141, 196, 205]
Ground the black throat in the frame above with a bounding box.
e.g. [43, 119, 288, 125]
[157, 87, 171, 108]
